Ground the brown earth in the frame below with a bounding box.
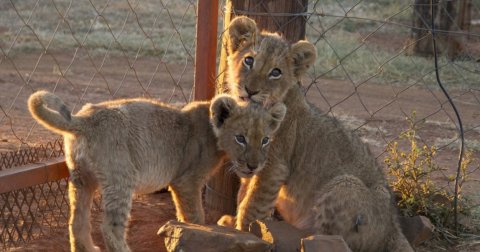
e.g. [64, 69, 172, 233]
[0, 52, 194, 153]
[10, 193, 175, 252]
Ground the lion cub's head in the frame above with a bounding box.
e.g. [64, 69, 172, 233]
[226, 16, 317, 105]
[210, 95, 286, 177]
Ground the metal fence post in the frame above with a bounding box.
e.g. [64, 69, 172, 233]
[194, 0, 219, 101]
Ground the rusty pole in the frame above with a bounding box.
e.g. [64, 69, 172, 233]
[194, 0, 219, 101]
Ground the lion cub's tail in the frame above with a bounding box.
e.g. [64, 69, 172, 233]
[28, 90, 82, 135]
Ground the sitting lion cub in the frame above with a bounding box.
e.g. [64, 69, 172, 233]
[28, 91, 286, 252]
[219, 16, 414, 252]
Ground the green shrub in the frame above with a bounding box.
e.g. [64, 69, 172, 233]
[384, 112, 478, 234]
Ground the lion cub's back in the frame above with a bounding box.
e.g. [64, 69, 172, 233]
[123, 100, 195, 190]
[73, 98, 195, 192]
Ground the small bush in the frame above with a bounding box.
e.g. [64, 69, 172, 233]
[384, 112, 478, 234]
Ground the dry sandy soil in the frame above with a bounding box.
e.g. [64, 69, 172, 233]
[1, 52, 479, 251]
[9, 192, 175, 252]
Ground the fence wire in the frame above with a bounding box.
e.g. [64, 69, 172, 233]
[300, 0, 480, 213]
[0, 0, 197, 249]
[0, 0, 479, 250]
[215, 0, 480, 238]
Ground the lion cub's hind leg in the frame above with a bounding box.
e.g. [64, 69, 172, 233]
[68, 166, 100, 252]
[313, 175, 391, 252]
[98, 161, 136, 252]
[100, 182, 134, 252]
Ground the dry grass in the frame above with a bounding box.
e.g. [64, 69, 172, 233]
[0, 0, 197, 60]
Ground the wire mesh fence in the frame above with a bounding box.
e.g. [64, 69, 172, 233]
[0, 139, 62, 171]
[0, 0, 479, 250]
[0, 0, 198, 153]
[300, 0, 480, 236]
[0, 0, 198, 249]
[212, 0, 480, 240]
[0, 139, 63, 249]
[302, 0, 480, 211]
[1, 177, 70, 249]
[299, 1, 480, 163]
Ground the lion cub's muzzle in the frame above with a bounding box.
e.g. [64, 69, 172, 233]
[238, 86, 262, 104]
[234, 161, 264, 178]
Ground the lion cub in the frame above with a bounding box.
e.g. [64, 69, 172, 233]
[28, 91, 286, 252]
[219, 16, 414, 252]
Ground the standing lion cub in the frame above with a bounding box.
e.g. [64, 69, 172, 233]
[219, 16, 414, 252]
[28, 90, 286, 252]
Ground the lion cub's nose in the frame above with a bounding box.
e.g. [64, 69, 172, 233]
[245, 87, 259, 97]
[247, 163, 257, 171]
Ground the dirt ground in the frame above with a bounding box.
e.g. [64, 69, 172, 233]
[10, 192, 175, 252]
[1, 52, 479, 251]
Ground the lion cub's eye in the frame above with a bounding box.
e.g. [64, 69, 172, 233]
[243, 56, 254, 69]
[235, 135, 247, 146]
[269, 68, 282, 79]
[261, 137, 270, 147]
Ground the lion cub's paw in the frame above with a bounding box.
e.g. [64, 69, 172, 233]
[217, 214, 236, 228]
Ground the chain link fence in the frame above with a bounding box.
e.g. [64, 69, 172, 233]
[1, 0, 479, 250]
[299, 0, 480, 169]
[0, 0, 198, 249]
[302, 0, 480, 212]
[213, 0, 480, 244]
[300, 1, 480, 239]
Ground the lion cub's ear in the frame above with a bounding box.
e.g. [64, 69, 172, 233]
[227, 16, 257, 54]
[267, 103, 287, 133]
[290, 40, 317, 78]
[210, 94, 238, 130]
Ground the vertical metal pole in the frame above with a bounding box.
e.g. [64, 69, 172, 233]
[194, 0, 219, 101]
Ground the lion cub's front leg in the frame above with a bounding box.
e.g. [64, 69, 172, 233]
[217, 177, 251, 228]
[169, 178, 205, 224]
[236, 162, 288, 231]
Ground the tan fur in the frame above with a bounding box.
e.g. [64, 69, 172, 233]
[28, 91, 285, 252]
[221, 16, 414, 252]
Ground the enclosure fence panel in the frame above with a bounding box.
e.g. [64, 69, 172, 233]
[0, 0, 200, 249]
[1, 0, 480, 250]
[210, 0, 480, 235]
[299, 0, 480, 216]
